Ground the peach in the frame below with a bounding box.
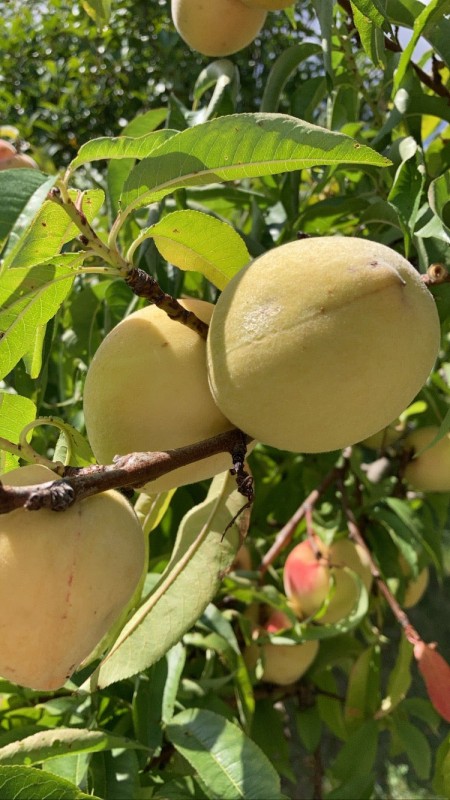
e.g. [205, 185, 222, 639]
[0, 464, 145, 690]
[244, 609, 319, 685]
[83, 299, 234, 493]
[207, 237, 439, 453]
[171, 0, 267, 57]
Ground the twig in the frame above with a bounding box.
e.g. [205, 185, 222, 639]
[125, 268, 209, 340]
[312, 745, 323, 800]
[337, 477, 422, 647]
[0, 429, 252, 514]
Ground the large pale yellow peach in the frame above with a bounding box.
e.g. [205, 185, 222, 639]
[83, 299, 234, 493]
[207, 237, 440, 453]
[171, 0, 267, 57]
[0, 464, 145, 690]
[403, 426, 450, 492]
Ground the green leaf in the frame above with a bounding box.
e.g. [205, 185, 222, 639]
[428, 169, 450, 228]
[0, 171, 53, 245]
[89, 471, 247, 689]
[22, 324, 47, 379]
[68, 129, 177, 174]
[310, 0, 334, 83]
[330, 719, 378, 785]
[106, 109, 168, 217]
[0, 392, 36, 474]
[433, 735, 450, 798]
[162, 643, 187, 725]
[393, 0, 450, 92]
[260, 44, 322, 113]
[134, 490, 176, 538]
[378, 635, 413, 716]
[351, 4, 386, 67]
[326, 772, 374, 800]
[344, 646, 381, 729]
[166, 708, 282, 800]
[0, 728, 146, 766]
[141, 210, 250, 289]
[3, 189, 104, 269]
[392, 719, 432, 780]
[81, 0, 110, 26]
[0, 765, 100, 800]
[154, 776, 210, 799]
[120, 113, 391, 215]
[0, 262, 77, 380]
[192, 59, 240, 121]
[387, 138, 425, 254]
[53, 421, 95, 467]
[350, 0, 387, 26]
[0, 256, 82, 380]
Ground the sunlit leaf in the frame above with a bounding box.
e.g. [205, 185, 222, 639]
[140, 210, 250, 288]
[0, 765, 100, 800]
[120, 113, 391, 215]
[88, 471, 248, 689]
[0, 728, 146, 766]
[166, 708, 282, 800]
[0, 392, 36, 474]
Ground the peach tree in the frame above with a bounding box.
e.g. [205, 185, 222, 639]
[0, 1, 449, 798]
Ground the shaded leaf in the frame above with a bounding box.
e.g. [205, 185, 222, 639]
[192, 59, 240, 121]
[378, 635, 413, 717]
[260, 44, 322, 113]
[392, 719, 431, 781]
[344, 646, 381, 728]
[330, 719, 378, 785]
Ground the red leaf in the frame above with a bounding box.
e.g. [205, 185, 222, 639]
[414, 642, 450, 722]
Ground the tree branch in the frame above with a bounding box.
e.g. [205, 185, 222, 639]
[0, 429, 252, 514]
[337, 476, 422, 647]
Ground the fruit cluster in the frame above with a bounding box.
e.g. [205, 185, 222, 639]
[1, 235, 439, 691]
[84, 236, 440, 482]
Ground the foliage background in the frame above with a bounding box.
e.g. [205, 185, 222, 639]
[0, 0, 449, 798]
